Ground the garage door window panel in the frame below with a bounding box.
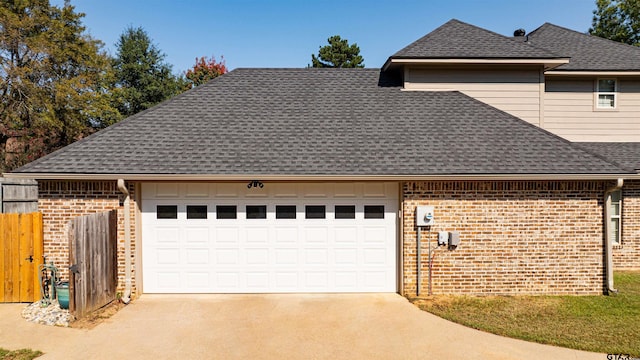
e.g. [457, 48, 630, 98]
[335, 205, 356, 219]
[364, 205, 385, 219]
[276, 205, 296, 219]
[157, 205, 178, 219]
[186, 205, 207, 219]
[246, 205, 267, 219]
[305, 205, 326, 219]
[217, 205, 237, 219]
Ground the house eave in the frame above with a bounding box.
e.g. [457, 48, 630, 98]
[3, 172, 637, 182]
[545, 70, 640, 76]
[382, 57, 570, 71]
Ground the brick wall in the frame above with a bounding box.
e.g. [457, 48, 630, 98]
[403, 181, 607, 296]
[616, 180, 640, 269]
[38, 180, 138, 296]
[37, 179, 621, 297]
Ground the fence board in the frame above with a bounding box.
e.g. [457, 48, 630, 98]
[69, 220, 76, 314]
[0, 178, 38, 214]
[9, 215, 19, 302]
[0, 216, 5, 300]
[32, 213, 43, 301]
[0, 213, 43, 303]
[3, 215, 13, 301]
[19, 213, 33, 301]
[69, 210, 117, 318]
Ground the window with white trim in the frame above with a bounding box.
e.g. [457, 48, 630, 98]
[609, 190, 622, 245]
[597, 78, 617, 109]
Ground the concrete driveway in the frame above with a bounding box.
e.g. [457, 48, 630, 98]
[0, 294, 603, 360]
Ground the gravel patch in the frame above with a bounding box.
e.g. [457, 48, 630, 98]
[22, 300, 73, 327]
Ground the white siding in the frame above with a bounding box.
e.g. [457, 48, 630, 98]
[405, 67, 542, 125]
[544, 78, 640, 142]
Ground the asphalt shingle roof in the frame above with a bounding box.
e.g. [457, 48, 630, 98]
[525, 23, 640, 71]
[13, 68, 628, 176]
[576, 142, 640, 172]
[392, 19, 561, 59]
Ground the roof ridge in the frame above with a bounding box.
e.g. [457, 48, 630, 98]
[523, 22, 547, 38]
[530, 22, 640, 52]
[525, 22, 640, 71]
[467, 20, 565, 58]
[451, 19, 559, 57]
[391, 18, 561, 59]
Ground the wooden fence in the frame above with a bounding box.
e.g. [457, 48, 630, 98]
[0, 212, 43, 303]
[0, 178, 38, 213]
[68, 210, 118, 319]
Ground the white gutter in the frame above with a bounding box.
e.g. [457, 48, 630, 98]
[604, 178, 623, 294]
[117, 179, 132, 304]
[3, 173, 637, 181]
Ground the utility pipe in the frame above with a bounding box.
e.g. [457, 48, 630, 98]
[417, 227, 421, 296]
[427, 229, 432, 296]
[428, 242, 436, 296]
[117, 179, 132, 304]
[604, 178, 623, 294]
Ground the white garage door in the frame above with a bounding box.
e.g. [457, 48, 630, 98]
[141, 182, 398, 293]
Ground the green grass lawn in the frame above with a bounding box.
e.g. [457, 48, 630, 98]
[413, 271, 640, 356]
[0, 348, 42, 360]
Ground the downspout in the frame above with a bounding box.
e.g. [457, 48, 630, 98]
[117, 179, 132, 304]
[604, 178, 623, 294]
[417, 227, 421, 296]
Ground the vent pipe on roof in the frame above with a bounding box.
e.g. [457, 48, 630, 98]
[513, 28, 526, 37]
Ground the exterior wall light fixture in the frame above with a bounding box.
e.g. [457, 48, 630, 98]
[247, 180, 264, 189]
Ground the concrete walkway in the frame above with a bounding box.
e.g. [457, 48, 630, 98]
[0, 294, 603, 360]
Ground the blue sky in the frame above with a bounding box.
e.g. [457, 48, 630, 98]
[53, 0, 597, 73]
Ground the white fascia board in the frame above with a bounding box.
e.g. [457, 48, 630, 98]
[545, 71, 640, 76]
[3, 172, 638, 181]
[383, 58, 570, 71]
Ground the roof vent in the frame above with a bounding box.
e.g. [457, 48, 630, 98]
[513, 28, 526, 37]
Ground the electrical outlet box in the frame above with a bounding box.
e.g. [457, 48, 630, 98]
[449, 231, 460, 247]
[438, 231, 448, 246]
[416, 206, 435, 226]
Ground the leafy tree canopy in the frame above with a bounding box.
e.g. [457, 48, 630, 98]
[111, 26, 186, 117]
[0, 0, 120, 171]
[311, 35, 364, 68]
[185, 55, 227, 88]
[590, 0, 640, 46]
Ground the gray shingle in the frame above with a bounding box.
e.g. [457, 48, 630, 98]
[576, 142, 640, 172]
[12, 68, 628, 176]
[392, 19, 561, 59]
[526, 23, 640, 71]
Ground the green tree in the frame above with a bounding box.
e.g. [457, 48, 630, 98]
[185, 55, 227, 88]
[112, 26, 185, 117]
[0, 0, 120, 172]
[311, 35, 364, 68]
[590, 0, 640, 46]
